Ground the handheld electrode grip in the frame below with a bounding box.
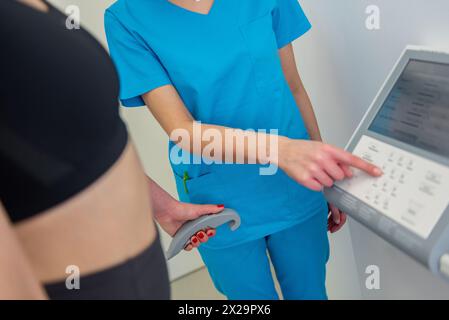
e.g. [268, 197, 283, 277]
[165, 208, 241, 260]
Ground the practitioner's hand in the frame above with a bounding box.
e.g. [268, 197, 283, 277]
[155, 202, 225, 251]
[328, 203, 347, 233]
[278, 138, 383, 191]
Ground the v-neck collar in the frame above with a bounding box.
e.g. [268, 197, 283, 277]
[164, 0, 218, 17]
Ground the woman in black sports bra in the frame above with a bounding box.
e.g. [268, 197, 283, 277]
[0, 0, 223, 299]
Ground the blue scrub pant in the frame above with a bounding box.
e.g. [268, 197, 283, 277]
[199, 212, 330, 300]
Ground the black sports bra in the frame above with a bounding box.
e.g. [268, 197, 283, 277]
[0, 1, 128, 222]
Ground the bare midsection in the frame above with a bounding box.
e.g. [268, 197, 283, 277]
[14, 142, 156, 283]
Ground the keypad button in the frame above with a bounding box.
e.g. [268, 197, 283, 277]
[397, 156, 405, 167]
[406, 160, 414, 171]
[389, 169, 397, 180]
[425, 171, 442, 185]
[388, 152, 395, 162]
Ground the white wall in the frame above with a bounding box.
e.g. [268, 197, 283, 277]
[297, 0, 449, 299]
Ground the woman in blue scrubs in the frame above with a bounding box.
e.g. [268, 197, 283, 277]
[104, 0, 381, 300]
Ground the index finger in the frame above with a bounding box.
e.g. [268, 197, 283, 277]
[328, 146, 383, 177]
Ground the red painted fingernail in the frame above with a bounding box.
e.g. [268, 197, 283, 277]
[207, 231, 214, 237]
[217, 204, 224, 208]
[197, 232, 205, 239]
[192, 237, 198, 243]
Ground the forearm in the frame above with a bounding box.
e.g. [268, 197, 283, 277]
[170, 120, 286, 166]
[293, 84, 322, 142]
[147, 176, 178, 219]
[0, 204, 47, 300]
[278, 44, 322, 142]
[143, 86, 287, 166]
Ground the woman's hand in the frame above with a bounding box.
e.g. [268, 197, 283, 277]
[155, 202, 225, 251]
[328, 203, 347, 233]
[278, 138, 383, 191]
[147, 177, 224, 252]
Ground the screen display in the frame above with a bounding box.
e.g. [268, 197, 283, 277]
[369, 59, 449, 158]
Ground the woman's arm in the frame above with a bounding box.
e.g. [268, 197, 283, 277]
[278, 44, 348, 232]
[0, 202, 46, 299]
[142, 77, 381, 192]
[279, 44, 322, 142]
[143, 87, 273, 165]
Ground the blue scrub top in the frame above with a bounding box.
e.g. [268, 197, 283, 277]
[105, 0, 327, 249]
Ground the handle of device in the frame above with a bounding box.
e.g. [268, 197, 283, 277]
[165, 208, 241, 260]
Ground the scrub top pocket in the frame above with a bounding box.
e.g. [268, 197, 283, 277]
[240, 13, 283, 96]
[174, 171, 222, 204]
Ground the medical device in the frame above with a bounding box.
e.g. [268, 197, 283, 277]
[324, 46, 449, 282]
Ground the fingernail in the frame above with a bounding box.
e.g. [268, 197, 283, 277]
[217, 204, 224, 208]
[374, 168, 383, 176]
[197, 232, 205, 239]
[192, 237, 198, 243]
[207, 231, 214, 237]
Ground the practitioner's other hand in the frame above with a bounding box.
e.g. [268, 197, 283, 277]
[327, 203, 347, 233]
[155, 202, 225, 251]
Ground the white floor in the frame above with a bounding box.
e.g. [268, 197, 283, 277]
[170, 263, 356, 300]
[171, 265, 283, 300]
[171, 267, 225, 300]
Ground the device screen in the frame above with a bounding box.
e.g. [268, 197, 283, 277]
[369, 59, 449, 158]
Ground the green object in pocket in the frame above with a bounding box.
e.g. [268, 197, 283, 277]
[183, 171, 190, 194]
